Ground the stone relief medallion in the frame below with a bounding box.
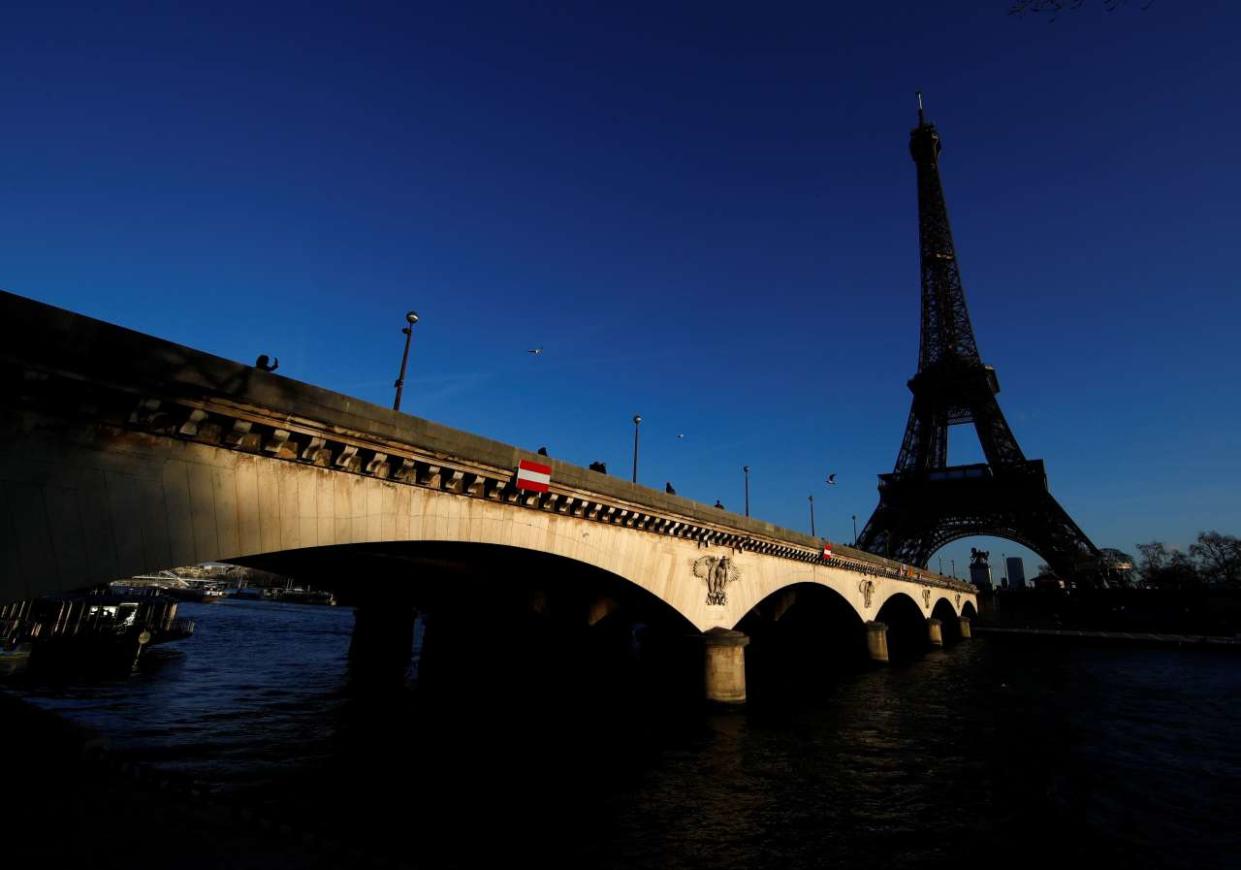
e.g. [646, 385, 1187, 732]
[955, 593, 962, 608]
[694, 555, 740, 606]
[921, 587, 931, 609]
[858, 579, 875, 609]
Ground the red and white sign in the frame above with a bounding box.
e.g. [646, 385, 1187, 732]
[822, 544, 833, 560]
[515, 459, 552, 493]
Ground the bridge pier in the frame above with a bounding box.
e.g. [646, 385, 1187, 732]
[703, 628, 749, 704]
[958, 616, 972, 639]
[348, 598, 417, 686]
[927, 618, 944, 647]
[865, 621, 889, 663]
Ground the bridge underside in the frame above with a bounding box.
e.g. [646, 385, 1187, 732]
[858, 466, 1100, 579]
[232, 541, 697, 630]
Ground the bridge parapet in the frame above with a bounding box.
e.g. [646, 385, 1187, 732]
[0, 291, 971, 600]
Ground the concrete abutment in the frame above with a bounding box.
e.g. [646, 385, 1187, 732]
[865, 621, 890, 663]
[927, 617, 944, 647]
[703, 628, 749, 704]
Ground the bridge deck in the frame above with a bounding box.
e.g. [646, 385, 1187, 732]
[0, 290, 970, 596]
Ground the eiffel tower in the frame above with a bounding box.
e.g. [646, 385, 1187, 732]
[856, 97, 1100, 581]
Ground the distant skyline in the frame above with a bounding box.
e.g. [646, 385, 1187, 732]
[3, 2, 1238, 578]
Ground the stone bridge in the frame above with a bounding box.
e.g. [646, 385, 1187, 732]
[0, 290, 977, 701]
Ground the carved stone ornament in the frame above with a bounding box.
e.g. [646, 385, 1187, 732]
[694, 555, 740, 606]
[955, 592, 962, 608]
[858, 579, 875, 609]
[921, 588, 931, 609]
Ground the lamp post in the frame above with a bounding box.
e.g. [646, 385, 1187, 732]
[808, 494, 816, 537]
[631, 414, 642, 483]
[852, 514, 858, 546]
[939, 556, 944, 575]
[392, 310, 419, 412]
[951, 558, 957, 579]
[743, 466, 750, 517]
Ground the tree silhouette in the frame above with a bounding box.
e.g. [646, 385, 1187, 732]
[1136, 540, 1201, 589]
[1189, 531, 1241, 588]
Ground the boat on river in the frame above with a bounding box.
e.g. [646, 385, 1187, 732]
[272, 588, 336, 606]
[1, 593, 195, 674]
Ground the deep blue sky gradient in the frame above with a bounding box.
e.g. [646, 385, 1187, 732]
[3, 2, 1239, 578]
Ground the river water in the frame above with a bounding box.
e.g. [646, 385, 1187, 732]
[12, 599, 1241, 868]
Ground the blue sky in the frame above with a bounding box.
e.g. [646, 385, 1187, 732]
[3, 1, 1238, 579]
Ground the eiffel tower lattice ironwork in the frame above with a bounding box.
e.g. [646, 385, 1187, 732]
[856, 97, 1100, 581]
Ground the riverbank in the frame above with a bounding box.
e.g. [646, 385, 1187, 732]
[982, 587, 1241, 636]
[0, 691, 401, 869]
[974, 625, 1241, 649]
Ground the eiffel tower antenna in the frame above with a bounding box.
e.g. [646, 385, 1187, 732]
[856, 106, 1101, 583]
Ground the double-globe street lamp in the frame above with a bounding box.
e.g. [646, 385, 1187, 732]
[392, 310, 420, 412]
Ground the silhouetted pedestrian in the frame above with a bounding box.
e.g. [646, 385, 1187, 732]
[665, 482, 676, 495]
[255, 354, 279, 372]
[714, 500, 724, 509]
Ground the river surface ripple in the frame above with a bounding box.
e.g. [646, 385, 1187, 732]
[14, 600, 1241, 869]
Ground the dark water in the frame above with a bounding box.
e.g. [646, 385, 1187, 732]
[14, 600, 1241, 869]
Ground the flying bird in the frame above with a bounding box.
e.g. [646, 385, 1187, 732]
[676, 433, 686, 440]
[528, 346, 544, 356]
[825, 473, 838, 485]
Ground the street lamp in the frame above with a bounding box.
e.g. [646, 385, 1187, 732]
[852, 514, 858, 546]
[392, 310, 419, 412]
[951, 558, 957, 579]
[631, 414, 642, 483]
[808, 494, 816, 537]
[743, 466, 750, 517]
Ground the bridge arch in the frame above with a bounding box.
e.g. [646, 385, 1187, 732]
[736, 583, 869, 698]
[235, 539, 699, 634]
[258, 540, 706, 702]
[929, 597, 961, 643]
[874, 591, 928, 660]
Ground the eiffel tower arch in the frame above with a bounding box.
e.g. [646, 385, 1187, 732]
[856, 98, 1100, 582]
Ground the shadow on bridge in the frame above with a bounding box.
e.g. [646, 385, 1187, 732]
[738, 584, 868, 702]
[233, 541, 704, 711]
